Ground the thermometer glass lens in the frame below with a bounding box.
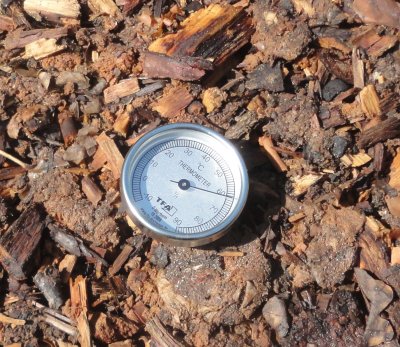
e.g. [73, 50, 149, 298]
[121, 124, 248, 245]
[132, 139, 234, 234]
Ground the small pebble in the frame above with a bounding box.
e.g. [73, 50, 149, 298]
[246, 64, 285, 92]
[322, 79, 350, 101]
[331, 136, 349, 159]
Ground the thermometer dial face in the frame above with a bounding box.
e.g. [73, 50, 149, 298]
[121, 123, 249, 246]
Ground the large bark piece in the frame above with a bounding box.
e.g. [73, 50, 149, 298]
[0, 204, 45, 280]
[144, 4, 253, 80]
[358, 117, 400, 148]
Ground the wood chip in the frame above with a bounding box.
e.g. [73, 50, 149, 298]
[59, 254, 78, 283]
[88, 0, 121, 17]
[4, 27, 68, 50]
[290, 173, 323, 197]
[0, 204, 45, 280]
[391, 247, 400, 266]
[109, 244, 134, 276]
[202, 87, 227, 113]
[217, 251, 245, 257]
[81, 176, 103, 206]
[340, 153, 372, 167]
[76, 313, 92, 347]
[146, 316, 185, 347]
[57, 340, 79, 347]
[113, 112, 131, 135]
[23, 38, 66, 60]
[0, 166, 27, 181]
[153, 86, 193, 118]
[359, 85, 381, 118]
[90, 147, 107, 171]
[70, 276, 92, 347]
[288, 212, 306, 223]
[96, 132, 124, 179]
[389, 151, 400, 191]
[108, 341, 134, 347]
[258, 135, 288, 172]
[58, 111, 77, 146]
[368, 35, 398, 58]
[0, 313, 26, 325]
[0, 15, 15, 32]
[292, 0, 315, 16]
[318, 37, 351, 54]
[352, 28, 381, 50]
[24, 0, 80, 22]
[385, 196, 400, 218]
[43, 313, 78, 336]
[352, 47, 365, 89]
[104, 78, 140, 104]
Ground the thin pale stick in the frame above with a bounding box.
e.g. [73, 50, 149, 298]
[0, 149, 30, 169]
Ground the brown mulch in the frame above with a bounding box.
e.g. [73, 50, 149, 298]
[1, 0, 400, 346]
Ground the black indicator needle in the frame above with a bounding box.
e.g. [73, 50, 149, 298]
[170, 179, 234, 199]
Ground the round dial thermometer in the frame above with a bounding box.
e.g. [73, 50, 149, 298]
[121, 123, 249, 246]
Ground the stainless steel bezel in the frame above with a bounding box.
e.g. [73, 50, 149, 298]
[120, 123, 249, 247]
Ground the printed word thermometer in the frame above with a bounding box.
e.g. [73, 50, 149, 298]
[121, 123, 249, 246]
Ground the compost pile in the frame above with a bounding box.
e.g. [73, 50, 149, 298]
[0, 0, 400, 346]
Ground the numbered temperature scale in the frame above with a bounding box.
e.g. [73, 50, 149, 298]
[121, 123, 249, 246]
